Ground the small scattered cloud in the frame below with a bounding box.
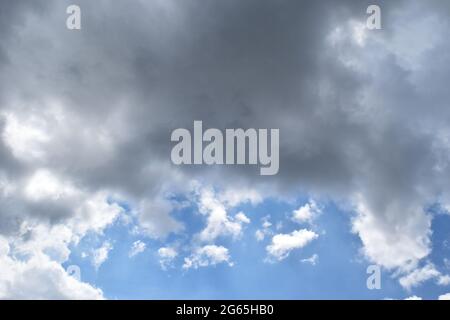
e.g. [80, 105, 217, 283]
[92, 241, 113, 270]
[183, 245, 233, 270]
[235, 212, 250, 224]
[292, 200, 321, 224]
[266, 229, 318, 262]
[301, 254, 319, 266]
[255, 230, 265, 242]
[129, 240, 146, 258]
[255, 216, 273, 242]
[399, 263, 450, 291]
[158, 247, 178, 270]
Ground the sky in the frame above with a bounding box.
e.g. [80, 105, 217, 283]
[1, 0, 450, 300]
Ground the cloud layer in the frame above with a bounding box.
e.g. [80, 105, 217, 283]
[1, 0, 450, 297]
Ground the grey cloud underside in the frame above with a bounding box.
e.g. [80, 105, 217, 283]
[0, 0, 450, 267]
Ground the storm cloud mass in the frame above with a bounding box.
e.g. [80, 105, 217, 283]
[1, 0, 450, 298]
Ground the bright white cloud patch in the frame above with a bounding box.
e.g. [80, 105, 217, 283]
[292, 201, 320, 224]
[2, 112, 51, 161]
[196, 187, 254, 242]
[24, 169, 80, 202]
[266, 229, 318, 261]
[183, 245, 233, 270]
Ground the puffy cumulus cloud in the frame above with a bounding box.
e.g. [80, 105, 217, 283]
[351, 196, 432, 271]
[0, 237, 103, 299]
[266, 229, 318, 261]
[183, 245, 233, 270]
[195, 187, 255, 243]
[129, 240, 146, 258]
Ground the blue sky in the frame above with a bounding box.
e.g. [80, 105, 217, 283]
[63, 195, 450, 300]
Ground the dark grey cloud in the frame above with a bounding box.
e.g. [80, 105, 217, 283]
[0, 0, 449, 271]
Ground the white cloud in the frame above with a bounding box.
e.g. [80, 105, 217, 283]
[12, 223, 73, 263]
[0, 237, 103, 299]
[196, 187, 253, 242]
[0, 178, 122, 299]
[293, 200, 320, 224]
[24, 169, 80, 202]
[183, 245, 233, 269]
[352, 196, 431, 271]
[398, 263, 450, 290]
[72, 192, 124, 236]
[301, 254, 319, 266]
[92, 241, 113, 270]
[437, 275, 450, 286]
[255, 216, 273, 242]
[158, 247, 178, 270]
[438, 293, 450, 300]
[255, 230, 265, 242]
[0, 180, 122, 297]
[2, 112, 51, 161]
[262, 220, 272, 229]
[266, 229, 318, 261]
[129, 240, 146, 258]
[350, 21, 368, 47]
[235, 212, 250, 224]
[404, 296, 422, 300]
